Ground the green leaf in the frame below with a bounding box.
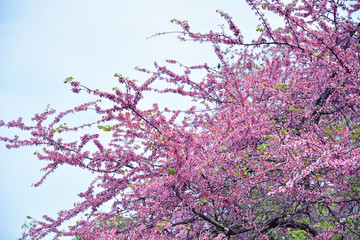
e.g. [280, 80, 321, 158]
[198, 198, 208, 205]
[50, 129, 56, 133]
[167, 168, 176, 175]
[313, 52, 321, 57]
[257, 143, 269, 151]
[64, 77, 74, 83]
[103, 128, 111, 131]
[26, 216, 32, 219]
[276, 83, 287, 89]
[97, 125, 103, 129]
[261, 134, 274, 140]
[289, 106, 298, 111]
[156, 220, 168, 228]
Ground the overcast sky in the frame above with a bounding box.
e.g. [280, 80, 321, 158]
[0, 1, 283, 239]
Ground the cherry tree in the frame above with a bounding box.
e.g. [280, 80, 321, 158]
[1, 0, 360, 239]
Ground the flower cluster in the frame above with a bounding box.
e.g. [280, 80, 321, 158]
[1, 0, 360, 239]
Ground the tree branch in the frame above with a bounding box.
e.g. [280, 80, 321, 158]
[261, 216, 318, 237]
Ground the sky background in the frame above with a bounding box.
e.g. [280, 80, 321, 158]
[0, 1, 282, 239]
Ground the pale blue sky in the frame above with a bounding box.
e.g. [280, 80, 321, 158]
[0, 1, 281, 239]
